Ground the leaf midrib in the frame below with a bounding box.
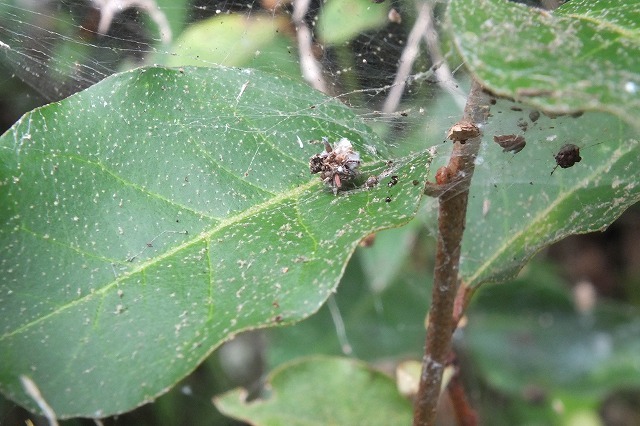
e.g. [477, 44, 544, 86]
[0, 178, 321, 341]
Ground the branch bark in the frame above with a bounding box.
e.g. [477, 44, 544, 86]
[292, 0, 329, 94]
[413, 80, 491, 426]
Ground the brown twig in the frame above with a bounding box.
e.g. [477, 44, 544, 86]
[292, 0, 329, 94]
[413, 80, 491, 426]
[420, 3, 466, 110]
[382, 2, 431, 114]
[452, 283, 476, 327]
[447, 353, 479, 426]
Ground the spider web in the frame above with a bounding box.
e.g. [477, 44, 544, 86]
[2, 0, 626, 418]
[0, 0, 479, 234]
[0, 0, 598, 171]
[0, 0, 465, 147]
[0, 0, 609, 318]
[0, 0, 462, 409]
[1, 0, 622, 315]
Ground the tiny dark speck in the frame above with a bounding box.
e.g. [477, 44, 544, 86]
[412, 180, 419, 186]
[529, 110, 540, 122]
[385, 197, 392, 203]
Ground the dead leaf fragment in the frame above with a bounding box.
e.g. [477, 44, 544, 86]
[493, 134, 526, 153]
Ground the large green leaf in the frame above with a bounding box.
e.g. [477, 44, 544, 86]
[214, 356, 412, 425]
[268, 225, 430, 367]
[0, 66, 429, 418]
[449, 0, 640, 131]
[457, 99, 639, 287]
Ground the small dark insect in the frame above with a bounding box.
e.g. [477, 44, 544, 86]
[551, 143, 581, 175]
[388, 175, 399, 187]
[385, 196, 392, 203]
[309, 137, 361, 195]
[365, 175, 379, 188]
[529, 110, 540, 123]
[412, 179, 419, 186]
[493, 134, 526, 154]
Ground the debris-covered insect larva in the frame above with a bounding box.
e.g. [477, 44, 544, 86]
[309, 137, 361, 195]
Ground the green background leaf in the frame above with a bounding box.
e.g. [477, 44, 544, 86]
[0, 66, 429, 417]
[166, 14, 300, 80]
[448, 0, 640, 131]
[465, 263, 640, 424]
[317, 0, 389, 45]
[214, 356, 412, 426]
[442, 99, 640, 287]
